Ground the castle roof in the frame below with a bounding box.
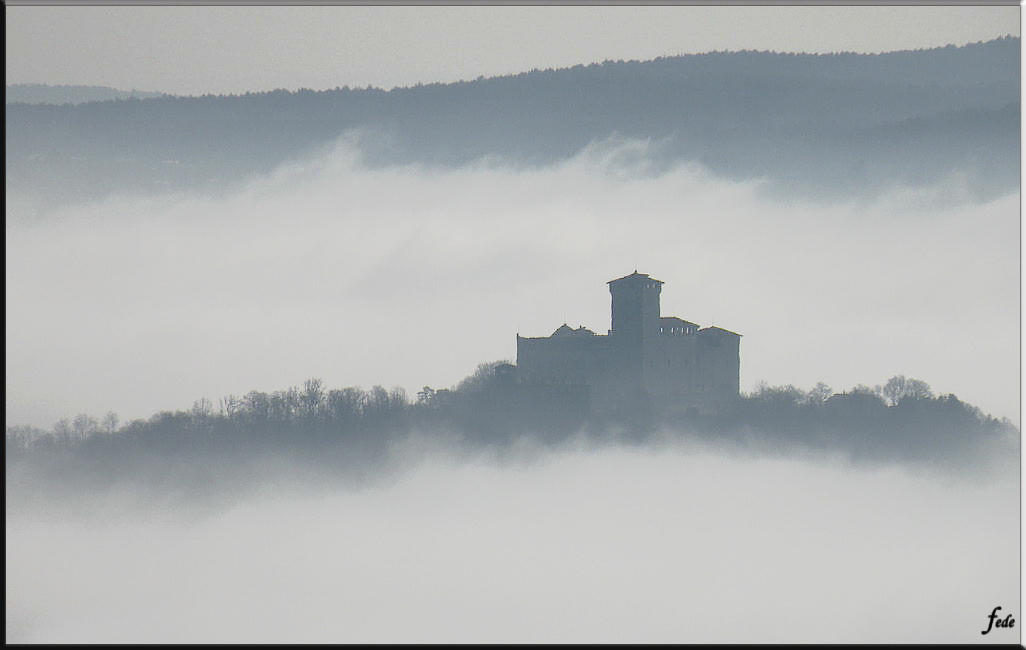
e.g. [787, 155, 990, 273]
[698, 326, 742, 337]
[659, 316, 699, 328]
[552, 324, 596, 337]
[608, 271, 663, 286]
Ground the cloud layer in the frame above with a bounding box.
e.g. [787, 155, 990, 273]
[6, 139, 1018, 429]
[5, 441, 1019, 643]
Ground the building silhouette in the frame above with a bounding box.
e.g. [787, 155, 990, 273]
[516, 272, 741, 416]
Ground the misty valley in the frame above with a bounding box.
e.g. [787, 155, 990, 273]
[5, 350, 1020, 643]
[6, 29, 1019, 645]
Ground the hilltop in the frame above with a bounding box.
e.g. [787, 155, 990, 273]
[6, 37, 1019, 211]
[6, 83, 166, 105]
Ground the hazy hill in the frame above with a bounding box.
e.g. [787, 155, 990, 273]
[6, 367, 1018, 500]
[6, 83, 166, 106]
[6, 37, 1019, 211]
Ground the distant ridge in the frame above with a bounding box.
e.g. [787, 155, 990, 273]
[6, 37, 1019, 210]
[6, 83, 167, 105]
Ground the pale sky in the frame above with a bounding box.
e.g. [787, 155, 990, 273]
[5, 5, 1021, 96]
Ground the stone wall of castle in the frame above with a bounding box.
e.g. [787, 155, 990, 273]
[515, 273, 740, 417]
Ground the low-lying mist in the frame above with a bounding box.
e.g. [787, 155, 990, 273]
[5, 432, 1019, 644]
[6, 133, 1019, 641]
[4, 136, 1020, 430]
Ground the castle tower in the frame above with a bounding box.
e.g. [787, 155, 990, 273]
[608, 271, 663, 344]
[515, 271, 740, 420]
[606, 272, 663, 410]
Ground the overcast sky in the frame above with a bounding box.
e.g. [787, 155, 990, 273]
[5, 5, 1020, 96]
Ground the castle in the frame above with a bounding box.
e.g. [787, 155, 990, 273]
[516, 272, 741, 416]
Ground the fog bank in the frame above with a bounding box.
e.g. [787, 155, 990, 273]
[5, 441, 1018, 643]
[5, 140, 1019, 428]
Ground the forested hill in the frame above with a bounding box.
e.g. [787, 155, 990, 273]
[6, 366, 1019, 501]
[6, 37, 1019, 210]
[6, 83, 166, 105]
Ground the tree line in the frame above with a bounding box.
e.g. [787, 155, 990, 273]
[7, 37, 1019, 211]
[6, 362, 1018, 496]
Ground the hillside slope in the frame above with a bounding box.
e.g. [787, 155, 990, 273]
[6, 37, 1019, 211]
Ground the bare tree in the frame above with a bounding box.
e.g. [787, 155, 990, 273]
[300, 378, 325, 420]
[806, 382, 833, 406]
[53, 417, 72, 441]
[192, 398, 214, 418]
[72, 413, 99, 438]
[882, 375, 934, 406]
[101, 411, 120, 434]
[221, 394, 242, 419]
[327, 387, 365, 422]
